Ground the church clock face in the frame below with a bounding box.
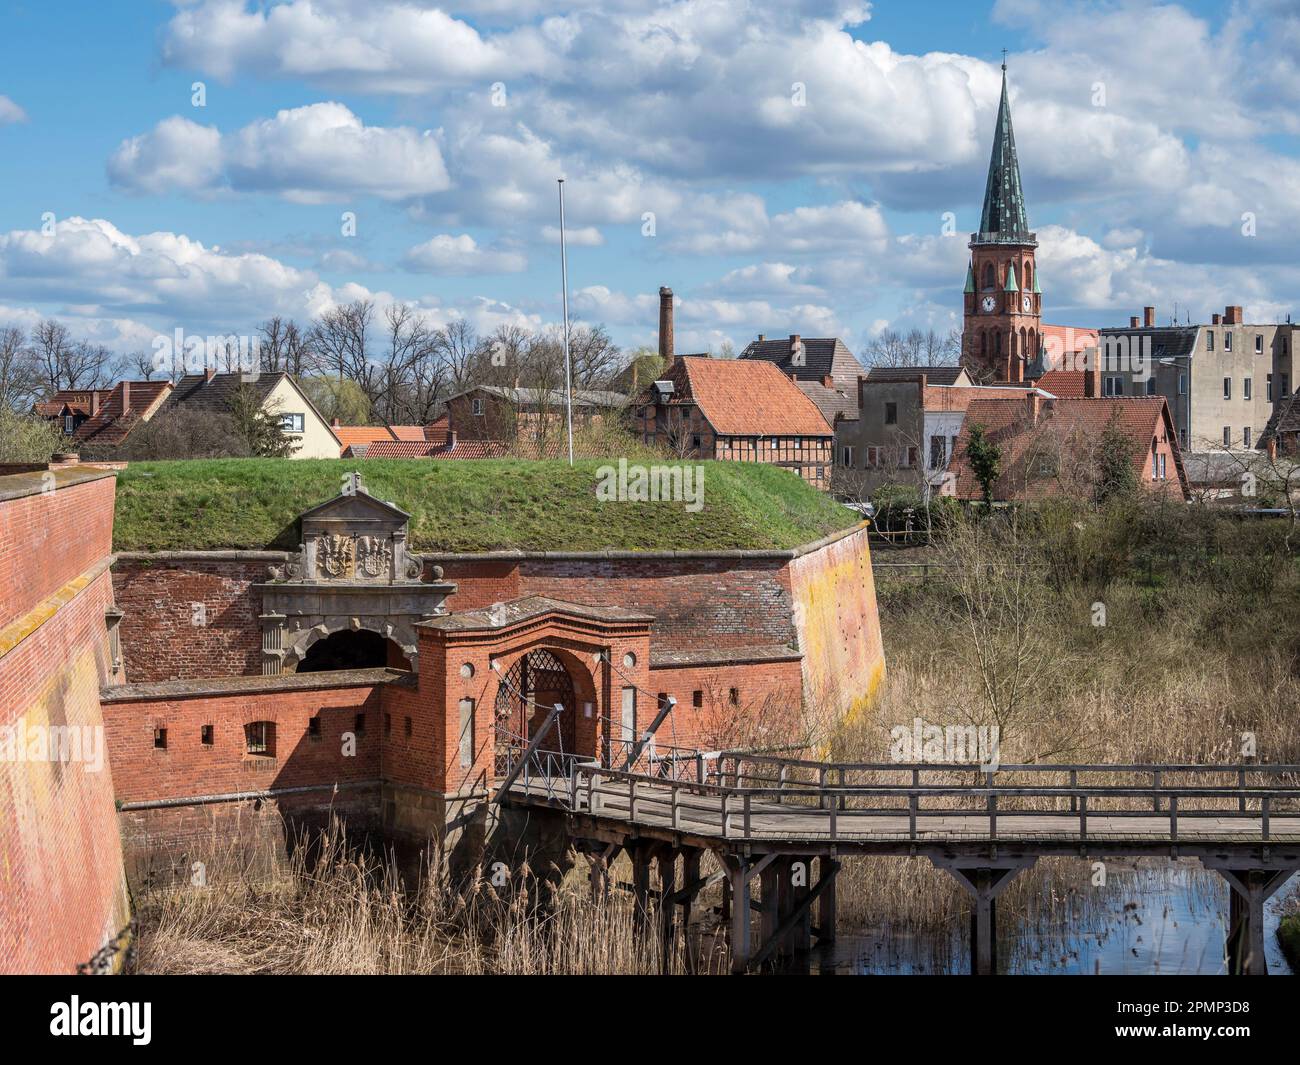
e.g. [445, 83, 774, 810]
[1022, 294, 1032, 313]
[981, 295, 996, 313]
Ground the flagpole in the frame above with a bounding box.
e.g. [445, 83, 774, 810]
[558, 177, 574, 466]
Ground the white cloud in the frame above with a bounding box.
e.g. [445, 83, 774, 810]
[109, 103, 449, 202]
[541, 224, 604, 246]
[402, 234, 527, 275]
[0, 95, 28, 124]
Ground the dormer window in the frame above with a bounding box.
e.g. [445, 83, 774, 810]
[470, 398, 485, 416]
[652, 380, 675, 404]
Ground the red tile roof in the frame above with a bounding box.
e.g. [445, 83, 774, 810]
[644, 357, 832, 437]
[1034, 369, 1090, 398]
[360, 439, 509, 459]
[947, 395, 1185, 501]
[332, 424, 428, 453]
[69, 381, 172, 446]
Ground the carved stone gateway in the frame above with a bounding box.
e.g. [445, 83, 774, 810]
[256, 475, 456, 674]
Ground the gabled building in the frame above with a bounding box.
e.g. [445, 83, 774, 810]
[946, 394, 1187, 502]
[158, 370, 341, 459]
[444, 384, 624, 449]
[633, 356, 834, 489]
[34, 381, 172, 447]
[739, 334, 863, 424]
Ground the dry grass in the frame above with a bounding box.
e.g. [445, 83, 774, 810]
[132, 824, 716, 975]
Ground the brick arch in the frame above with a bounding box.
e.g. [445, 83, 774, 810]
[283, 616, 421, 673]
[489, 641, 602, 760]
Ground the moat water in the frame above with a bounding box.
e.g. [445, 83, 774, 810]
[813, 862, 1297, 975]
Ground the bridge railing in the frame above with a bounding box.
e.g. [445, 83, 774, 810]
[564, 760, 1300, 844]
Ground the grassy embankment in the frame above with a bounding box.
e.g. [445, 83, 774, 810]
[111, 457, 857, 553]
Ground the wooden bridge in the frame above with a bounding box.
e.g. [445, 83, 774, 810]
[498, 739, 1300, 975]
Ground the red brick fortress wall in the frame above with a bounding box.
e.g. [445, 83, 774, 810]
[0, 469, 132, 974]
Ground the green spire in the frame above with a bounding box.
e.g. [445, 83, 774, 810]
[964, 262, 975, 294]
[976, 61, 1034, 246]
[1003, 263, 1018, 291]
[1032, 270, 1042, 294]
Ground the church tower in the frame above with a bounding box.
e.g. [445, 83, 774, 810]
[961, 62, 1039, 383]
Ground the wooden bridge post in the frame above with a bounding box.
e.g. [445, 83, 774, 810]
[657, 849, 678, 972]
[934, 858, 1036, 976]
[816, 854, 838, 944]
[725, 856, 752, 974]
[680, 849, 702, 973]
[631, 843, 654, 934]
[1208, 864, 1299, 975]
[759, 860, 780, 955]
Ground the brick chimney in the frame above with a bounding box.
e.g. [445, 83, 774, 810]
[1026, 390, 1041, 424]
[121, 381, 130, 414]
[1224, 305, 1243, 324]
[1129, 316, 1140, 328]
[204, 366, 218, 383]
[658, 286, 674, 366]
[822, 374, 835, 388]
[756, 333, 765, 342]
[1144, 306, 1156, 328]
[89, 391, 100, 416]
[1212, 313, 1222, 325]
[331, 417, 341, 427]
[1084, 350, 1101, 398]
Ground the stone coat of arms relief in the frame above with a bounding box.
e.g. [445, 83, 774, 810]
[356, 535, 392, 578]
[318, 533, 355, 578]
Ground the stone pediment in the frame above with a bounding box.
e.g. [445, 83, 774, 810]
[268, 473, 427, 584]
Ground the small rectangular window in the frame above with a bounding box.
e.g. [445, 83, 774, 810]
[929, 436, 944, 469]
[1267, 374, 1274, 402]
[354, 713, 366, 735]
[280, 412, 305, 433]
[1160, 454, 1167, 480]
[1178, 373, 1186, 396]
[1179, 427, 1187, 446]
[1207, 330, 1214, 351]
[1256, 334, 1264, 354]
[1244, 377, 1252, 400]
[692, 690, 703, 709]
[471, 397, 484, 416]
[458, 698, 474, 768]
[201, 724, 213, 746]
[728, 687, 739, 705]
[153, 727, 167, 750]
[308, 716, 320, 737]
[841, 445, 854, 468]
[244, 721, 275, 756]
[1225, 332, 1232, 351]
[884, 402, 897, 425]
[1223, 377, 1232, 401]
[1223, 426, 1231, 447]
[1244, 427, 1252, 448]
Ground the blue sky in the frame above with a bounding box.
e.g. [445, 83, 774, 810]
[2, 0, 1299, 361]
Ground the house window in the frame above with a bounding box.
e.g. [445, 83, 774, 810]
[63, 415, 74, 435]
[1179, 427, 1187, 447]
[692, 690, 703, 709]
[458, 698, 474, 768]
[1267, 374, 1274, 402]
[841, 445, 855, 468]
[281, 412, 305, 433]
[1256, 334, 1264, 354]
[728, 688, 739, 705]
[1223, 426, 1231, 447]
[866, 446, 880, 467]
[1225, 332, 1232, 351]
[1244, 377, 1252, 400]
[691, 434, 701, 450]
[1223, 377, 1231, 401]
[354, 713, 366, 735]
[1207, 331, 1214, 351]
[1103, 376, 1123, 397]
[1160, 454, 1167, 480]
[153, 727, 167, 750]
[929, 435, 945, 469]
[470, 398, 485, 416]
[1151, 450, 1159, 480]
[1178, 373, 1186, 395]
[1244, 427, 1252, 448]
[308, 716, 320, 738]
[884, 402, 897, 425]
[201, 724, 213, 746]
[1283, 374, 1291, 397]
[1146, 376, 1157, 395]
[244, 721, 275, 756]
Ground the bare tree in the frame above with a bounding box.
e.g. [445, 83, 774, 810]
[0, 326, 37, 412]
[29, 319, 112, 393]
[862, 327, 960, 369]
[259, 317, 312, 376]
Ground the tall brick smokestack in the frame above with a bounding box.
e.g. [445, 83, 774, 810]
[658, 286, 674, 367]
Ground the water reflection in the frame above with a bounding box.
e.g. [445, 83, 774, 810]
[814, 862, 1297, 975]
